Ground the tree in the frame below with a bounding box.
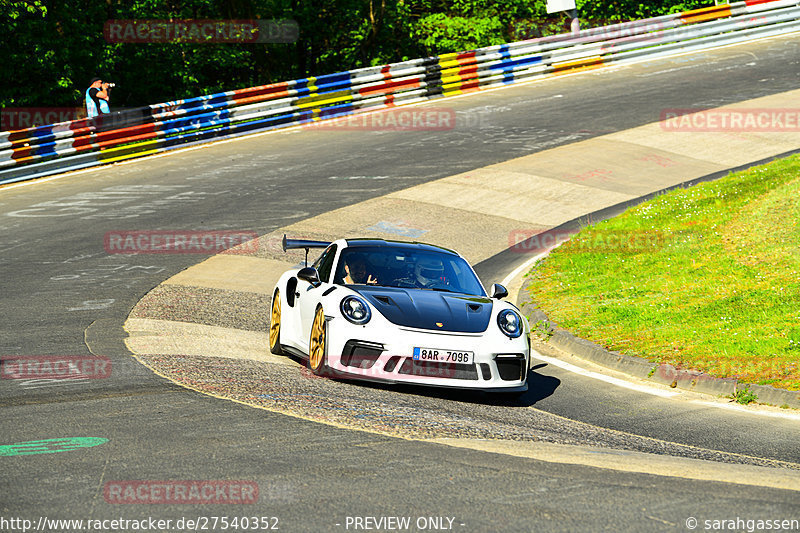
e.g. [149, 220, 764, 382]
[0, 0, 714, 111]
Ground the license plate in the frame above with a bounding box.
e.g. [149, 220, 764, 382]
[413, 347, 474, 365]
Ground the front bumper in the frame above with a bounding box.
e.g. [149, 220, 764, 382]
[325, 322, 529, 391]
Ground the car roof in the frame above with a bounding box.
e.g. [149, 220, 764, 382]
[343, 238, 458, 255]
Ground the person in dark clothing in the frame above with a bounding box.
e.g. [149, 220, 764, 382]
[85, 77, 111, 118]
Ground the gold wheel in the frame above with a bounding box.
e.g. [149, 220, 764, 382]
[309, 306, 327, 375]
[269, 290, 283, 355]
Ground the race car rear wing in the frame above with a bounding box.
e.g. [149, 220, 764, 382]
[282, 234, 331, 265]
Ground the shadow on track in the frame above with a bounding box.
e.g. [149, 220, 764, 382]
[288, 353, 561, 408]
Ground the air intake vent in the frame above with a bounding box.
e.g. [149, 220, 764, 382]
[341, 340, 384, 369]
[384, 356, 401, 373]
[495, 354, 525, 381]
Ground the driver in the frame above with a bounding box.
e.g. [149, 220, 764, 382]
[414, 257, 445, 287]
[343, 253, 378, 285]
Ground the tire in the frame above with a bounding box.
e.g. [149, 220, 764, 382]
[308, 306, 329, 376]
[269, 289, 284, 355]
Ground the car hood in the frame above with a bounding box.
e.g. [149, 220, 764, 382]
[353, 286, 493, 333]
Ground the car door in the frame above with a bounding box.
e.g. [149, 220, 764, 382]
[298, 244, 337, 352]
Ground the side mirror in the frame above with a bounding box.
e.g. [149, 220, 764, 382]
[298, 267, 321, 287]
[490, 283, 508, 299]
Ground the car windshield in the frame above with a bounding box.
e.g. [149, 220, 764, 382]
[334, 245, 486, 296]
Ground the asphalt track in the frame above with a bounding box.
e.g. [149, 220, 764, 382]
[2, 35, 800, 531]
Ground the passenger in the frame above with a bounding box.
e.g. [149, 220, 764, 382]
[343, 254, 378, 285]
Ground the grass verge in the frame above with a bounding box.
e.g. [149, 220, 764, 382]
[526, 154, 800, 391]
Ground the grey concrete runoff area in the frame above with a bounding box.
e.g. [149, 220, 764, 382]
[2, 34, 800, 532]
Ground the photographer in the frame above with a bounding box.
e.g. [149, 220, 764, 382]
[85, 77, 113, 118]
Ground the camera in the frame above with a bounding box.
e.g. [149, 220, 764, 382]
[105, 82, 116, 88]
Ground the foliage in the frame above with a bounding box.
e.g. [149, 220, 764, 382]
[1, 0, 46, 18]
[730, 387, 758, 405]
[413, 13, 505, 56]
[576, 0, 712, 21]
[531, 320, 554, 341]
[1, 0, 714, 110]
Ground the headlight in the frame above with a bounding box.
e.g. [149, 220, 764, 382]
[497, 309, 522, 338]
[340, 295, 371, 325]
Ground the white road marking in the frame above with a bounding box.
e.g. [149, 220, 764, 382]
[692, 400, 800, 421]
[328, 175, 392, 180]
[68, 299, 115, 312]
[11, 378, 91, 389]
[531, 350, 680, 398]
[535, 347, 800, 418]
[511, 246, 800, 417]
[501, 250, 547, 287]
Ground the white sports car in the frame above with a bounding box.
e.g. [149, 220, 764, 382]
[269, 236, 530, 393]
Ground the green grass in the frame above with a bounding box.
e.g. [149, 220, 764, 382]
[731, 387, 758, 405]
[526, 154, 800, 391]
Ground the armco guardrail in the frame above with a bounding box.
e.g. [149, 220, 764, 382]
[2, 0, 798, 185]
